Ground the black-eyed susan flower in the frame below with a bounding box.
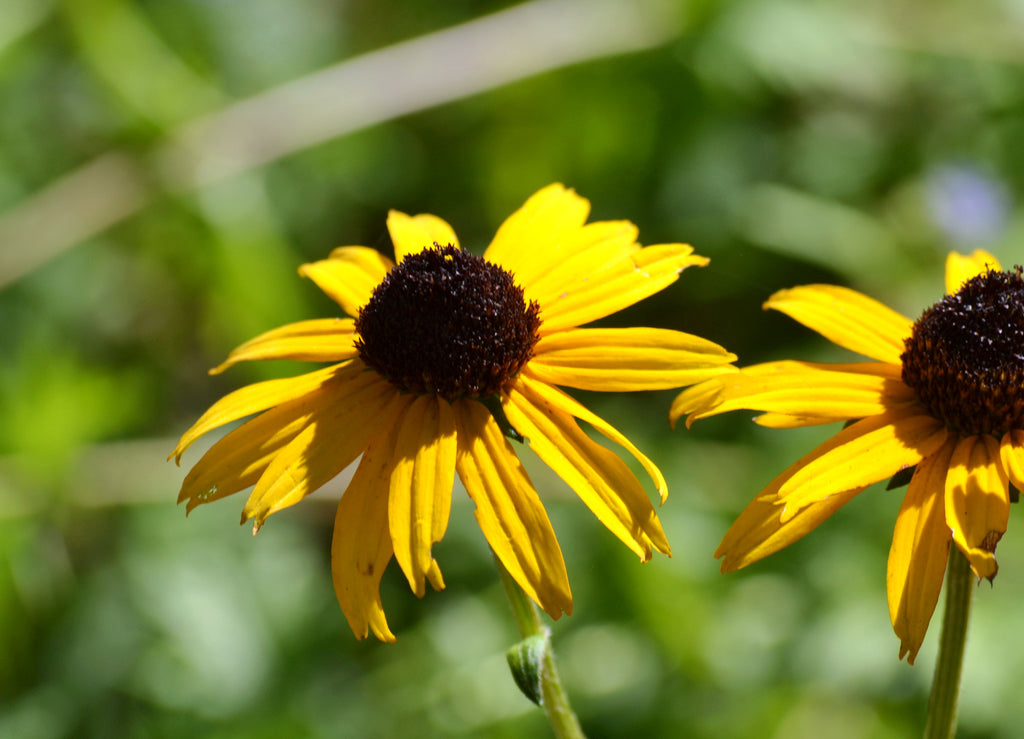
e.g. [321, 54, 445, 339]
[172, 184, 736, 641]
[672, 249, 1024, 664]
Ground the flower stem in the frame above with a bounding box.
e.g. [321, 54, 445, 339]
[924, 546, 973, 739]
[495, 556, 585, 739]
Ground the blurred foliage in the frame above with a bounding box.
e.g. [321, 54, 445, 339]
[1, 0, 1023, 737]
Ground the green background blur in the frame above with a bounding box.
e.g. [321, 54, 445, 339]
[2, 1, 1023, 737]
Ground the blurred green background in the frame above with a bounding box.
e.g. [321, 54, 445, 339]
[2, 0, 1023, 736]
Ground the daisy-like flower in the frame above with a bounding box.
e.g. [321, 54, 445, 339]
[672, 249, 1024, 664]
[172, 184, 736, 641]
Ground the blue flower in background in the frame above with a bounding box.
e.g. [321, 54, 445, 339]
[927, 164, 1010, 245]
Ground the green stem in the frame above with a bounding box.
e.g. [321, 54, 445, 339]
[495, 556, 585, 739]
[924, 546, 973, 739]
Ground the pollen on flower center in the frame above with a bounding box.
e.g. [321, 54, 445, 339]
[354, 244, 541, 400]
[901, 266, 1024, 436]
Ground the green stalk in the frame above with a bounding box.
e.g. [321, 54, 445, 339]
[923, 546, 973, 739]
[495, 556, 585, 739]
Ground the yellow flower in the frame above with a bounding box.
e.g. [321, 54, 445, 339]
[172, 184, 736, 641]
[672, 249, 1024, 664]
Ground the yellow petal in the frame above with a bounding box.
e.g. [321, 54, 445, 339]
[386, 210, 459, 263]
[716, 488, 862, 573]
[945, 249, 1001, 294]
[528, 327, 736, 392]
[672, 360, 913, 427]
[536, 245, 707, 335]
[715, 424, 876, 571]
[752, 413, 855, 429]
[453, 400, 572, 619]
[765, 285, 913, 364]
[299, 246, 394, 317]
[483, 184, 590, 279]
[242, 372, 406, 529]
[171, 364, 347, 463]
[518, 372, 668, 503]
[669, 377, 726, 429]
[887, 436, 955, 665]
[512, 220, 639, 294]
[331, 425, 400, 642]
[777, 408, 949, 519]
[210, 319, 357, 374]
[504, 381, 669, 560]
[999, 430, 1024, 492]
[387, 395, 457, 598]
[945, 434, 1010, 581]
[177, 387, 327, 512]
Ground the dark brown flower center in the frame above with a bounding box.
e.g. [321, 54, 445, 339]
[354, 244, 541, 401]
[901, 266, 1024, 436]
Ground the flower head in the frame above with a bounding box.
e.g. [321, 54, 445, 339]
[672, 249, 1022, 664]
[172, 184, 736, 641]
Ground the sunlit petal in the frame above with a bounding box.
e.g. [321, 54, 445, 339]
[777, 408, 949, 519]
[945, 249, 1001, 294]
[887, 436, 955, 664]
[765, 285, 913, 364]
[386, 210, 459, 263]
[388, 395, 457, 598]
[514, 220, 638, 292]
[536, 245, 707, 334]
[332, 425, 400, 642]
[529, 327, 736, 391]
[484, 183, 590, 278]
[210, 319, 357, 374]
[505, 381, 669, 560]
[299, 247, 394, 317]
[672, 360, 913, 427]
[945, 434, 1010, 581]
[453, 400, 572, 619]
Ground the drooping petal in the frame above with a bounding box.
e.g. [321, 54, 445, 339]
[386, 210, 459, 263]
[453, 399, 572, 619]
[331, 424, 400, 642]
[945, 249, 1001, 295]
[528, 327, 736, 392]
[299, 247, 394, 317]
[518, 372, 668, 503]
[178, 386, 329, 512]
[504, 381, 669, 560]
[945, 434, 1010, 581]
[483, 184, 590, 278]
[716, 488, 862, 573]
[765, 285, 913, 365]
[714, 423, 879, 571]
[887, 436, 955, 665]
[671, 361, 914, 427]
[777, 408, 949, 519]
[210, 319, 357, 374]
[536, 245, 708, 335]
[242, 372, 407, 530]
[171, 364, 347, 463]
[513, 220, 639, 293]
[999, 430, 1024, 492]
[387, 395, 458, 598]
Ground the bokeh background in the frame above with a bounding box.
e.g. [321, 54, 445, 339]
[2, 0, 1023, 736]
